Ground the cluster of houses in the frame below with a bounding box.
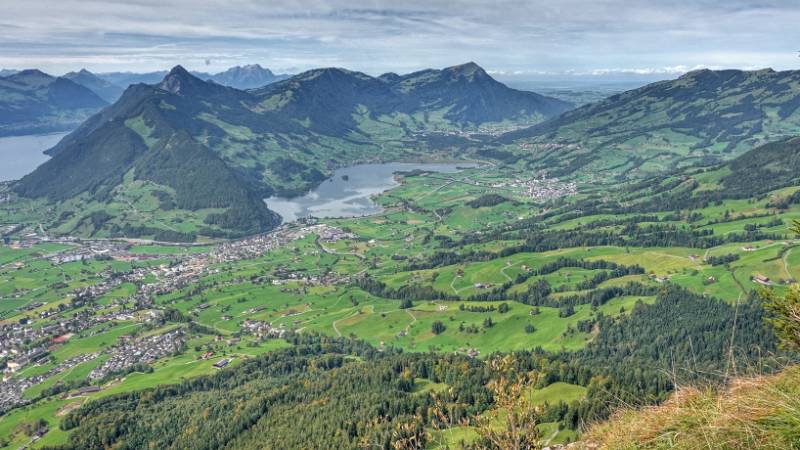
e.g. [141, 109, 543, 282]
[314, 224, 357, 242]
[89, 329, 184, 380]
[410, 123, 531, 139]
[488, 176, 577, 202]
[210, 225, 315, 262]
[0, 316, 93, 367]
[48, 241, 129, 264]
[240, 320, 287, 339]
[270, 271, 350, 287]
[516, 142, 582, 153]
[0, 353, 98, 413]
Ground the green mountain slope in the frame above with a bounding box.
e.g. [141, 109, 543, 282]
[254, 62, 572, 133]
[718, 136, 800, 197]
[500, 68, 800, 179]
[0, 69, 108, 136]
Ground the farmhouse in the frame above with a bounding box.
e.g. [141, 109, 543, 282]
[753, 274, 770, 285]
[213, 358, 230, 369]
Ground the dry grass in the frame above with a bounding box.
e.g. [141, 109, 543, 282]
[582, 366, 800, 450]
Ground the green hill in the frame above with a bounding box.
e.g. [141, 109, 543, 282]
[500, 68, 800, 179]
[0, 69, 108, 136]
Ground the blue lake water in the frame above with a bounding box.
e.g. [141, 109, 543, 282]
[0, 132, 68, 181]
[265, 162, 474, 222]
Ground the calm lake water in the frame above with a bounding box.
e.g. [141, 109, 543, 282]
[265, 162, 474, 222]
[0, 132, 68, 181]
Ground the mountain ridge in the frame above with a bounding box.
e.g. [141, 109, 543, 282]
[498, 67, 800, 179]
[63, 69, 124, 103]
[94, 64, 291, 90]
[15, 62, 567, 240]
[0, 69, 108, 136]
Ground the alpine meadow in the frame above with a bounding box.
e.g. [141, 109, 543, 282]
[0, 2, 799, 449]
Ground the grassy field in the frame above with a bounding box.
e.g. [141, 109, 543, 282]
[584, 366, 800, 449]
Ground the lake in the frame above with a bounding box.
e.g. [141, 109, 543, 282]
[0, 132, 68, 181]
[265, 162, 474, 222]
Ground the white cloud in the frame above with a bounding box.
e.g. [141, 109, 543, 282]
[1, 0, 799, 77]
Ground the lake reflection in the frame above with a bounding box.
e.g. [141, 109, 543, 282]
[265, 162, 473, 222]
[0, 132, 68, 181]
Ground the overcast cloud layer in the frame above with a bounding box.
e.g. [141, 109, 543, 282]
[2, 0, 799, 80]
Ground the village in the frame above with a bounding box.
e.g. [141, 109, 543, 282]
[89, 329, 184, 380]
[0, 222, 359, 410]
[499, 176, 578, 202]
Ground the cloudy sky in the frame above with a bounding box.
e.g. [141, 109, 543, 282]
[2, 0, 799, 81]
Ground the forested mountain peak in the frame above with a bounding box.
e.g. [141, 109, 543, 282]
[158, 65, 204, 94]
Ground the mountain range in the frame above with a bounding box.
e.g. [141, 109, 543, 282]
[0, 69, 107, 137]
[63, 69, 125, 103]
[0, 65, 292, 136]
[93, 64, 291, 92]
[500, 68, 800, 179]
[13, 62, 571, 239]
[11, 62, 800, 241]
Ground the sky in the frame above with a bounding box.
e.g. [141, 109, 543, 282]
[1, 0, 799, 82]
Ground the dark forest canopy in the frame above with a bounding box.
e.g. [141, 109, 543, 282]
[47, 286, 786, 450]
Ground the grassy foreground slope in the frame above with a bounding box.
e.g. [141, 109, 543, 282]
[582, 367, 800, 450]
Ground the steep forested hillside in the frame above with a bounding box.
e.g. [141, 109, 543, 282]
[719, 136, 800, 197]
[15, 69, 280, 239]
